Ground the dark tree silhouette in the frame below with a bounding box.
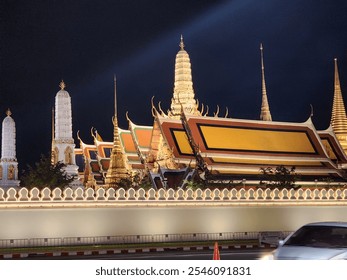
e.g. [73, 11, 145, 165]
[260, 165, 299, 189]
[21, 154, 74, 190]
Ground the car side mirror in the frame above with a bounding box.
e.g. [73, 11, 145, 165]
[278, 240, 284, 246]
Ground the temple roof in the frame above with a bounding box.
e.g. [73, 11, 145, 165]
[119, 128, 137, 153]
[127, 118, 153, 150]
[92, 131, 113, 159]
[157, 114, 347, 178]
[78, 137, 98, 160]
[119, 127, 143, 167]
[317, 126, 347, 163]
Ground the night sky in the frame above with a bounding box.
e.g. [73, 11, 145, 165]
[1, 0, 347, 171]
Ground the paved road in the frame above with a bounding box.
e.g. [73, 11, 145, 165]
[26, 248, 274, 260]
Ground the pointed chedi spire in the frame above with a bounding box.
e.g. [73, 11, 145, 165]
[259, 43, 272, 121]
[105, 75, 129, 188]
[169, 35, 200, 118]
[330, 58, 347, 151]
[1, 109, 16, 160]
[52, 80, 81, 187]
[0, 109, 20, 188]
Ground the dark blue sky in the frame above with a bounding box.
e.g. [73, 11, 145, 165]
[1, 0, 347, 169]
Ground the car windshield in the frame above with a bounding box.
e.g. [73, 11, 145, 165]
[284, 225, 347, 248]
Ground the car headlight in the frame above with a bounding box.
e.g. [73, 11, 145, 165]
[330, 251, 347, 260]
[259, 252, 274, 260]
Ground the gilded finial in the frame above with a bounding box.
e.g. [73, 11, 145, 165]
[59, 80, 66, 90]
[6, 108, 11, 116]
[179, 34, 185, 50]
[334, 58, 341, 88]
[260, 43, 264, 70]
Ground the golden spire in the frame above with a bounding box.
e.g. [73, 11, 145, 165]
[105, 76, 129, 188]
[6, 108, 11, 116]
[259, 43, 272, 121]
[59, 80, 66, 90]
[169, 36, 200, 118]
[331, 58, 347, 137]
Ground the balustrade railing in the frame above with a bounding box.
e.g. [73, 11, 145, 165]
[0, 231, 293, 249]
[0, 186, 346, 203]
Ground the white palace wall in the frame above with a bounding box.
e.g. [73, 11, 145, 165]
[0, 187, 347, 242]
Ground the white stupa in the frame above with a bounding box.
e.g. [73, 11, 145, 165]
[0, 109, 20, 188]
[51, 81, 82, 188]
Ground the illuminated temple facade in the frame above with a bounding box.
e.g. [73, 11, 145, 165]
[73, 37, 347, 189]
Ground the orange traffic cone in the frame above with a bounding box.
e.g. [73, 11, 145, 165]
[213, 242, 220, 260]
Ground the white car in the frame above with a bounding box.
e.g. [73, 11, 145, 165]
[267, 222, 347, 260]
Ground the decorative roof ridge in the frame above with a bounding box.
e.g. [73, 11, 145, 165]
[151, 96, 158, 118]
[302, 115, 314, 127]
[90, 127, 107, 144]
[317, 125, 347, 162]
[184, 114, 321, 128]
[95, 140, 113, 146]
[126, 111, 153, 130]
[77, 130, 95, 149]
[80, 141, 97, 150]
[317, 124, 335, 134]
[156, 113, 182, 123]
[118, 126, 131, 133]
[96, 154, 111, 161]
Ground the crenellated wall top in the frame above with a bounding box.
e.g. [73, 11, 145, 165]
[0, 187, 346, 207]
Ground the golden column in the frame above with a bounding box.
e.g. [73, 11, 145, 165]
[105, 76, 129, 188]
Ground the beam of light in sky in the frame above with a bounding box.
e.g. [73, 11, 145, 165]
[75, 0, 247, 100]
